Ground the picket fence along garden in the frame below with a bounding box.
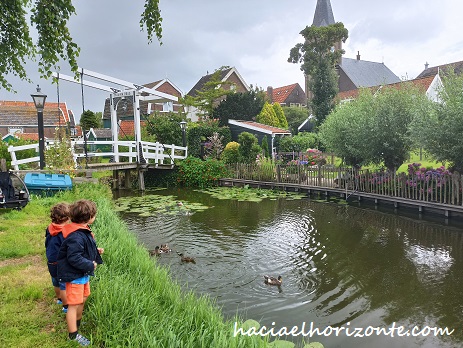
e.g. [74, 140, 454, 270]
[226, 164, 463, 206]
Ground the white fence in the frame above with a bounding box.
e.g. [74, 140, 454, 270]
[7, 140, 188, 170]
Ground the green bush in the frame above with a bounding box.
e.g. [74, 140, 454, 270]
[238, 132, 261, 164]
[222, 141, 241, 164]
[177, 157, 230, 188]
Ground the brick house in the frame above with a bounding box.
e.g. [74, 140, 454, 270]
[186, 66, 250, 122]
[0, 100, 78, 140]
[266, 83, 306, 107]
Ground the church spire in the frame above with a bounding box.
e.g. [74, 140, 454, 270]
[312, 0, 335, 27]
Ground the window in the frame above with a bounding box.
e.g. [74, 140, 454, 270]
[8, 127, 23, 134]
[162, 102, 173, 112]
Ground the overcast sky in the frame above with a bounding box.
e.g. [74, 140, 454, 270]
[1, 0, 463, 122]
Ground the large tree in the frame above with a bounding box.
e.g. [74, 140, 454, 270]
[288, 22, 348, 127]
[212, 86, 266, 127]
[0, 0, 162, 91]
[410, 72, 463, 172]
[320, 84, 430, 171]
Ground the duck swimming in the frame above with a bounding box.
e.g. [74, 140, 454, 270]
[149, 246, 161, 256]
[264, 275, 282, 286]
[160, 244, 172, 253]
[177, 252, 196, 264]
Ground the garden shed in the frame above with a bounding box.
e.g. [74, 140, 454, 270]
[228, 119, 291, 156]
[86, 128, 112, 152]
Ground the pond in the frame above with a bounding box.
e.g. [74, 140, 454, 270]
[115, 187, 463, 348]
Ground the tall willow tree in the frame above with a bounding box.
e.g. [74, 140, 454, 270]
[0, 0, 162, 91]
[288, 22, 348, 127]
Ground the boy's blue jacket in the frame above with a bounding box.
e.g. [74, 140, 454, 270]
[45, 223, 65, 277]
[57, 224, 103, 283]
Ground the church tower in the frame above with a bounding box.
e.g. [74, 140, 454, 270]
[305, 0, 342, 102]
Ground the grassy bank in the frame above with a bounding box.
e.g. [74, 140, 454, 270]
[0, 184, 283, 347]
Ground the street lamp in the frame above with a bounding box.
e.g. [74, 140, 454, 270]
[31, 85, 47, 169]
[180, 120, 187, 147]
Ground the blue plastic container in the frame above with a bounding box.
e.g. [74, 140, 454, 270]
[24, 173, 72, 195]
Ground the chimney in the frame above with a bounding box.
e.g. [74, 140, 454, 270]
[356, 51, 361, 61]
[425, 62, 429, 70]
[267, 86, 273, 103]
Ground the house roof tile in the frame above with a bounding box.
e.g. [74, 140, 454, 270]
[270, 84, 298, 104]
[339, 58, 401, 89]
[0, 100, 70, 127]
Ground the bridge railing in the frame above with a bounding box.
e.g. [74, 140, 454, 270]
[8, 139, 188, 170]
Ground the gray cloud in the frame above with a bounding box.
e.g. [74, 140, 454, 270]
[1, 0, 463, 122]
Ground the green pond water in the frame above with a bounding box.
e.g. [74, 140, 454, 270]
[115, 187, 463, 348]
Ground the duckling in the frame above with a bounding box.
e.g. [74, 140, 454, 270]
[264, 275, 282, 286]
[160, 244, 172, 253]
[149, 246, 161, 256]
[177, 252, 196, 264]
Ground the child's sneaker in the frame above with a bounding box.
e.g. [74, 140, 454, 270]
[56, 299, 63, 305]
[62, 307, 68, 314]
[72, 333, 90, 346]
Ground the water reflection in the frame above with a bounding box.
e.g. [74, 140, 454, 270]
[118, 189, 463, 348]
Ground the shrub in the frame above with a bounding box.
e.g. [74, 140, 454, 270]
[238, 132, 261, 164]
[176, 157, 230, 188]
[221, 141, 240, 164]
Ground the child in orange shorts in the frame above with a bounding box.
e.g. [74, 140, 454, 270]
[57, 200, 104, 346]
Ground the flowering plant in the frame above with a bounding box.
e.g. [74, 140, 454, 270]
[306, 148, 327, 166]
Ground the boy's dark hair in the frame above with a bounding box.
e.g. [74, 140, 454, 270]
[50, 203, 70, 224]
[69, 200, 97, 224]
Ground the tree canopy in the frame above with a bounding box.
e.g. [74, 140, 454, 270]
[410, 72, 463, 172]
[0, 0, 162, 91]
[212, 87, 266, 127]
[79, 110, 101, 130]
[320, 84, 430, 171]
[288, 22, 348, 126]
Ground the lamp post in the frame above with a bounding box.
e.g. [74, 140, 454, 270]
[180, 120, 187, 147]
[31, 85, 47, 169]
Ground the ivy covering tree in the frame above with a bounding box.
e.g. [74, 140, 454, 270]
[288, 22, 348, 126]
[256, 102, 279, 127]
[212, 87, 266, 126]
[183, 66, 235, 120]
[0, 0, 162, 91]
[79, 110, 100, 130]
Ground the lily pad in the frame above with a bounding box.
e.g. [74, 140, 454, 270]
[114, 194, 209, 216]
[197, 187, 307, 202]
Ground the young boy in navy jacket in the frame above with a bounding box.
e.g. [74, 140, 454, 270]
[58, 199, 104, 346]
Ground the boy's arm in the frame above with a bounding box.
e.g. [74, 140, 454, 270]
[66, 236, 94, 274]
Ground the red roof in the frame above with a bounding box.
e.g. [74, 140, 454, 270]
[118, 120, 146, 137]
[17, 133, 39, 141]
[270, 84, 298, 104]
